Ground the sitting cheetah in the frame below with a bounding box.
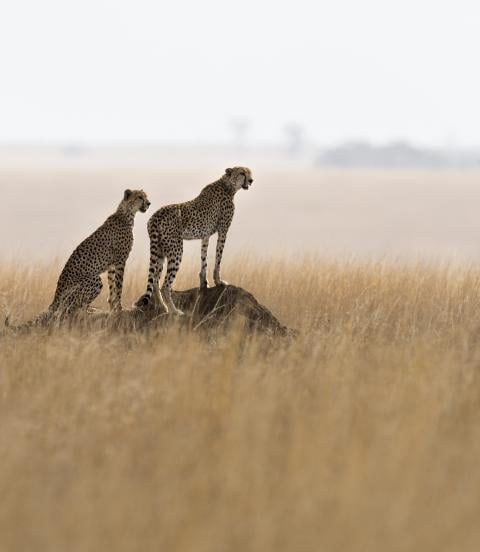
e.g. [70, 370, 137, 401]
[6, 189, 150, 328]
[135, 167, 253, 315]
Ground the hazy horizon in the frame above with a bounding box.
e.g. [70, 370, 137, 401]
[2, 165, 480, 265]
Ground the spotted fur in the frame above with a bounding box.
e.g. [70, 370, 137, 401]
[135, 167, 253, 315]
[6, 189, 150, 329]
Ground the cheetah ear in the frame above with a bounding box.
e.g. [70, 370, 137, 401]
[124, 189, 133, 200]
[225, 168, 233, 176]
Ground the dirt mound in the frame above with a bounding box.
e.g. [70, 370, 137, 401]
[7, 285, 295, 337]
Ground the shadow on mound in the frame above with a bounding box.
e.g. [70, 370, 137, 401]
[97, 285, 294, 337]
[8, 285, 296, 338]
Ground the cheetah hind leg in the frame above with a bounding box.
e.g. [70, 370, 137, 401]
[152, 278, 167, 310]
[135, 255, 167, 310]
[60, 278, 103, 317]
[161, 253, 184, 316]
[160, 286, 184, 316]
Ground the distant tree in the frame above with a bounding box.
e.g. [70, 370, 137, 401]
[318, 140, 448, 168]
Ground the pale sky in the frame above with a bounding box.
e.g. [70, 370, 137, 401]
[1, 0, 479, 147]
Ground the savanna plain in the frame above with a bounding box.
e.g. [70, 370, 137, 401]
[2, 165, 480, 551]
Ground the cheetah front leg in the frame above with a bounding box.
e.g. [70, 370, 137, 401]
[199, 237, 210, 289]
[213, 231, 229, 287]
[108, 262, 125, 312]
[107, 268, 117, 311]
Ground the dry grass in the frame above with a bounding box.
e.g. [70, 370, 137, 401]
[2, 256, 480, 551]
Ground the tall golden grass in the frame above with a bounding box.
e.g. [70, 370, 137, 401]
[2, 256, 480, 551]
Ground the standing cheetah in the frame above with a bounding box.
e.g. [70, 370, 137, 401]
[6, 189, 150, 328]
[135, 167, 253, 315]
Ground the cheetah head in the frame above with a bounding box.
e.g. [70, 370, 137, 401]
[123, 189, 151, 213]
[225, 167, 253, 192]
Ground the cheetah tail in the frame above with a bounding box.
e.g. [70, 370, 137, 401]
[4, 314, 19, 332]
[4, 314, 20, 331]
[4, 313, 37, 332]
